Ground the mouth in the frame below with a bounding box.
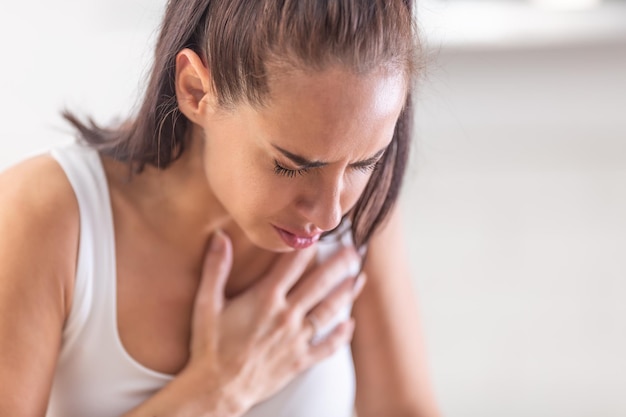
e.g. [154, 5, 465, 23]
[273, 225, 321, 249]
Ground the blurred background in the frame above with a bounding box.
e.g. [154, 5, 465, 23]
[408, 1, 626, 416]
[1, 0, 625, 416]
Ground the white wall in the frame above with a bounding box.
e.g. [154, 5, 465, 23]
[409, 42, 626, 416]
[1, 2, 625, 417]
[0, 0, 162, 166]
[410, 2, 626, 414]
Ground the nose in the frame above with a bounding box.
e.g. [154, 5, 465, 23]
[296, 176, 343, 232]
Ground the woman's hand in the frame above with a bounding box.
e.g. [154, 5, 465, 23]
[184, 230, 365, 415]
[124, 230, 364, 417]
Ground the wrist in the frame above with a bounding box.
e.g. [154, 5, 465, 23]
[172, 366, 248, 417]
[178, 364, 251, 417]
[121, 366, 249, 417]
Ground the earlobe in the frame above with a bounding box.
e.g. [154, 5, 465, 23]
[175, 48, 215, 124]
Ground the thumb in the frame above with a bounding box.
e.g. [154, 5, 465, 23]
[196, 230, 233, 314]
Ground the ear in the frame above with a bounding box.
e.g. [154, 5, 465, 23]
[175, 48, 216, 124]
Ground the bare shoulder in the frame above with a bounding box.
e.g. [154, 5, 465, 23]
[0, 152, 80, 315]
[352, 206, 441, 416]
[362, 205, 409, 277]
[0, 153, 80, 302]
[0, 154, 78, 223]
[0, 154, 79, 258]
[0, 154, 80, 415]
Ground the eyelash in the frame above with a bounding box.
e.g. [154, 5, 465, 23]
[273, 160, 379, 178]
[273, 161, 307, 178]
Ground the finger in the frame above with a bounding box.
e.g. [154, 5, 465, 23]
[306, 272, 366, 334]
[288, 246, 360, 313]
[306, 318, 355, 365]
[258, 245, 318, 296]
[195, 230, 233, 314]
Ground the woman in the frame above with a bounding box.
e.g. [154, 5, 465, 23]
[0, 0, 440, 416]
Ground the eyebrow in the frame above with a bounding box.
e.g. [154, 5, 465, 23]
[272, 145, 387, 169]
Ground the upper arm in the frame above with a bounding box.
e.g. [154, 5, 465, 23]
[0, 155, 79, 416]
[351, 206, 441, 417]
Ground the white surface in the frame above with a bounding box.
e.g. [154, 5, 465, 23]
[1, 2, 626, 417]
[408, 44, 626, 416]
[418, 0, 626, 50]
[0, 1, 162, 166]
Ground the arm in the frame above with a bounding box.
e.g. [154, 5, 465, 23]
[0, 156, 79, 416]
[352, 206, 442, 417]
[0, 156, 246, 417]
[0, 155, 362, 417]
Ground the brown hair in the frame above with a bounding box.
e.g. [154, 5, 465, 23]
[64, 0, 420, 249]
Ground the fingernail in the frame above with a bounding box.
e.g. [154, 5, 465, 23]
[352, 272, 367, 295]
[210, 229, 225, 252]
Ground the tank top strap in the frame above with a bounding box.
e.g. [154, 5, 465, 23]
[46, 142, 355, 417]
[49, 142, 117, 346]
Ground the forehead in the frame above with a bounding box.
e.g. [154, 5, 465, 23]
[251, 67, 407, 160]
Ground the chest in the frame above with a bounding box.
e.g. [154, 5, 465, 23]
[50, 149, 358, 417]
[113, 209, 277, 376]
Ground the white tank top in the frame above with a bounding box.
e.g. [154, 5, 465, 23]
[46, 142, 356, 417]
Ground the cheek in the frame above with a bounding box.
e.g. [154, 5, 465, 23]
[203, 143, 292, 217]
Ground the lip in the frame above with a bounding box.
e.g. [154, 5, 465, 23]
[273, 225, 321, 249]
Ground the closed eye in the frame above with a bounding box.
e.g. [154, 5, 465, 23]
[352, 161, 380, 174]
[273, 159, 379, 178]
[273, 160, 308, 178]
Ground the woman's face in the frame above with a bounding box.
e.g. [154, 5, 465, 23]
[197, 67, 406, 252]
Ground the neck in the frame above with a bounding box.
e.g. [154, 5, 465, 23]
[101, 136, 279, 296]
[103, 134, 233, 239]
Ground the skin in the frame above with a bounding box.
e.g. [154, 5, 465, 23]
[173, 50, 406, 252]
[0, 47, 441, 416]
